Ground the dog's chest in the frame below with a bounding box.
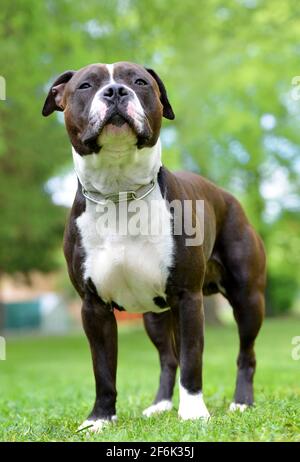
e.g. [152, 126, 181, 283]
[76, 187, 174, 313]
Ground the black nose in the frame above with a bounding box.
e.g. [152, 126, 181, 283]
[103, 84, 129, 102]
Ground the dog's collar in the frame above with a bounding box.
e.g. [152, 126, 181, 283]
[74, 168, 156, 205]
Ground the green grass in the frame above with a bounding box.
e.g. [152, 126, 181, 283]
[0, 318, 299, 442]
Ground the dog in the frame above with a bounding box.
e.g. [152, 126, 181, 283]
[42, 61, 266, 432]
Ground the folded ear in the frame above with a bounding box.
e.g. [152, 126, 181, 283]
[145, 68, 175, 120]
[42, 70, 76, 116]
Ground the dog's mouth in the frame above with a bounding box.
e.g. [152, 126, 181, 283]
[100, 113, 135, 136]
[81, 110, 151, 154]
[107, 114, 128, 127]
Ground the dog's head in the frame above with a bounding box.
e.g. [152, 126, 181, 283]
[42, 62, 175, 155]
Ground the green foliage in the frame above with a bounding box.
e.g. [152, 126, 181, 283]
[0, 0, 299, 311]
[0, 320, 299, 441]
[265, 212, 300, 314]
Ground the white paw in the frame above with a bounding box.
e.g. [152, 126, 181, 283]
[178, 403, 210, 421]
[77, 415, 117, 433]
[178, 383, 210, 421]
[229, 402, 248, 412]
[143, 400, 173, 417]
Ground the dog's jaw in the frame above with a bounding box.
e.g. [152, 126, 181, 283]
[97, 120, 137, 152]
[72, 137, 162, 196]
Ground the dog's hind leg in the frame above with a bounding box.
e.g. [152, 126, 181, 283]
[142, 311, 178, 417]
[227, 287, 265, 411]
[220, 226, 266, 411]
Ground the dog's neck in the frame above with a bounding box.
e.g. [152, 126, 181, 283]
[72, 138, 162, 195]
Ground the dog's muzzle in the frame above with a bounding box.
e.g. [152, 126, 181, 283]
[81, 84, 151, 152]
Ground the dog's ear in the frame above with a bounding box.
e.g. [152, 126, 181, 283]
[145, 68, 175, 120]
[42, 70, 76, 116]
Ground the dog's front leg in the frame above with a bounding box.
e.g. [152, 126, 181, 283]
[172, 291, 210, 421]
[79, 290, 118, 433]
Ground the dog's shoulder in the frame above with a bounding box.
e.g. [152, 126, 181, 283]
[158, 166, 233, 217]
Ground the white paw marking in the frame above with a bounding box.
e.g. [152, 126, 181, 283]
[229, 402, 248, 412]
[178, 382, 210, 421]
[143, 400, 173, 417]
[77, 415, 117, 433]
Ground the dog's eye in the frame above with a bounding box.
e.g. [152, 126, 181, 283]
[78, 82, 92, 90]
[135, 78, 148, 86]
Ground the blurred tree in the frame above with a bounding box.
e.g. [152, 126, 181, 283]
[132, 0, 300, 314]
[0, 0, 299, 314]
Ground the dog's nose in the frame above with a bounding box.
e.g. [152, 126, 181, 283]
[103, 84, 129, 102]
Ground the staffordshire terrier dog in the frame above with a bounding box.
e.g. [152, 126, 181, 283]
[42, 61, 266, 432]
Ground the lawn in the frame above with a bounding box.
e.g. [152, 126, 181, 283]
[0, 318, 299, 442]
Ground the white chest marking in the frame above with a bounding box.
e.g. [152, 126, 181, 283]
[77, 186, 173, 313]
[75, 138, 174, 314]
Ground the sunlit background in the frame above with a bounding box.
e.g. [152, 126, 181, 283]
[0, 0, 300, 443]
[1, 0, 299, 334]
